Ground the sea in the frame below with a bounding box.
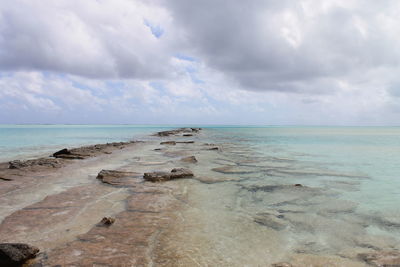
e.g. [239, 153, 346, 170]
[1, 124, 400, 261]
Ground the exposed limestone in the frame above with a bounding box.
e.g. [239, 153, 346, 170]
[53, 141, 136, 159]
[143, 168, 194, 182]
[181, 156, 197, 163]
[160, 141, 176, 145]
[38, 184, 183, 266]
[9, 158, 63, 170]
[0, 243, 39, 266]
[96, 169, 141, 186]
[156, 127, 201, 137]
[358, 250, 400, 266]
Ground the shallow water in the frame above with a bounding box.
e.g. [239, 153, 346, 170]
[1, 125, 400, 265]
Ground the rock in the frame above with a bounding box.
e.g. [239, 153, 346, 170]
[181, 156, 197, 163]
[272, 262, 293, 267]
[160, 141, 176, 145]
[294, 184, 303, 187]
[0, 243, 39, 266]
[8, 158, 62, 169]
[96, 170, 141, 186]
[52, 148, 71, 157]
[195, 176, 238, 184]
[358, 251, 400, 266]
[212, 166, 255, 174]
[176, 141, 195, 144]
[183, 134, 193, 137]
[253, 213, 288, 230]
[154, 148, 162, 151]
[208, 147, 219, 151]
[98, 217, 115, 226]
[143, 168, 194, 182]
[0, 176, 13, 181]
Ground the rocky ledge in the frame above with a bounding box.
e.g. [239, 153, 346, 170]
[144, 168, 194, 182]
[156, 127, 201, 137]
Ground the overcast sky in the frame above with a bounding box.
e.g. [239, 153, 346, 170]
[1, 0, 400, 125]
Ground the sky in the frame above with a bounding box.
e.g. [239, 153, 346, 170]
[1, 0, 400, 125]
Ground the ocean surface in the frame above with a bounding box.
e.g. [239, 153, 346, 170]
[1, 125, 400, 261]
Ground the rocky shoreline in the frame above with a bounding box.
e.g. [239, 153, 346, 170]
[0, 127, 399, 266]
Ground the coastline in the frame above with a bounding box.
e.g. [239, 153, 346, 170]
[0, 127, 399, 266]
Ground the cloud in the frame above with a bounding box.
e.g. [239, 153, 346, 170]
[164, 0, 400, 94]
[1, 0, 400, 125]
[0, 0, 176, 79]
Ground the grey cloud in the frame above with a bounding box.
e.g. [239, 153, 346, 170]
[0, 1, 173, 79]
[163, 0, 400, 93]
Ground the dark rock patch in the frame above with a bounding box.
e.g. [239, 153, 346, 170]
[160, 141, 176, 145]
[0, 243, 39, 266]
[176, 141, 195, 144]
[98, 217, 115, 226]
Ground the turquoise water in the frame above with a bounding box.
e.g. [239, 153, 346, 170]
[0, 125, 177, 161]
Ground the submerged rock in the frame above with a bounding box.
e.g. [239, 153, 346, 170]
[181, 156, 198, 163]
[253, 213, 288, 230]
[160, 141, 176, 145]
[0, 243, 39, 266]
[272, 263, 293, 267]
[143, 168, 193, 182]
[96, 170, 141, 186]
[212, 166, 255, 174]
[358, 251, 400, 266]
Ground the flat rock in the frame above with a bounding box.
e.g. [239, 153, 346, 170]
[0, 243, 39, 266]
[96, 170, 141, 186]
[358, 251, 400, 266]
[254, 213, 288, 230]
[181, 156, 197, 163]
[8, 158, 63, 170]
[160, 141, 176, 145]
[212, 166, 256, 174]
[143, 168, 194, 182]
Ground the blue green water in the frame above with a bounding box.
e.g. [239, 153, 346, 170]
[0, 125, 176, 161]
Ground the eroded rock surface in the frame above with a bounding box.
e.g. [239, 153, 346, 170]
[9, 158, 63, 170]
[144, 168, 194, 182]
[96, 169, 141, 186]
[0, 243, 39, 266]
